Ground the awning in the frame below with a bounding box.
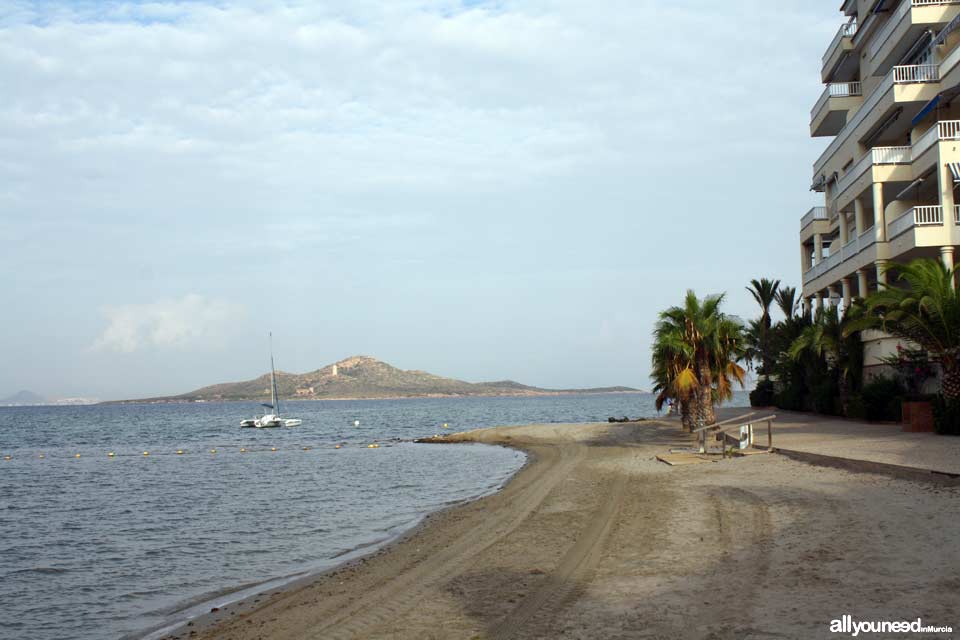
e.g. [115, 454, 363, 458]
[895, 178, 925, 201]
[934, 13, 960, 46]
[912, 95, 941, 126]
[948, 163, 960, 183]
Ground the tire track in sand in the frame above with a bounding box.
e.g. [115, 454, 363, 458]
[305, 442, 585, 640]
[488, 471, 628, 640]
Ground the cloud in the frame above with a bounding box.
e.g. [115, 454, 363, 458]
[91, 294, 243, 353]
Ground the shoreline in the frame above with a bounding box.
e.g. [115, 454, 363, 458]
[169, 420, 959, 639]
[141, 441, 537, 640]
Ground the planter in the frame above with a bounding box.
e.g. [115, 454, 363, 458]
[901, 400, 935, 433]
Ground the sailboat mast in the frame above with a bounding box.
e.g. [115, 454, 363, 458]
[269, 332, 280, 416]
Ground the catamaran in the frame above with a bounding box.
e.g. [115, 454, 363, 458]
[240, 334, 302, 428]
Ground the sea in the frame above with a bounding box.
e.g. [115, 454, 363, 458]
[0, 392, 744, 640]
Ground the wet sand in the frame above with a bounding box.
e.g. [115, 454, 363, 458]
[174, 421, 960, 639]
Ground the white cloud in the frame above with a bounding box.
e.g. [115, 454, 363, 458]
[92, 294, 244, 353]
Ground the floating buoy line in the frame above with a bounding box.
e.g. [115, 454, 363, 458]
[0, 422, 458, 462]
[0, 441, 425, 461]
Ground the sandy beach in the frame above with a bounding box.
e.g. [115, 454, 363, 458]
[176, 420, 960, 639]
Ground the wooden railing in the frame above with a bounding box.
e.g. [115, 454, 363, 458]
[692, 412, 777, 457]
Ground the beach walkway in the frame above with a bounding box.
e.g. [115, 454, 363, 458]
[185, 420, 960, 640]
[715, 407, 960, 477]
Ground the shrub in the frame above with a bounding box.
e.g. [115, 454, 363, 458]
[846, 394, 866, 420]
[750, 380, 776, 407]
[932, 396, 960, 435]
[861, 376, 903, 422]
[811, 379, 840, 415]
[775, 385, 804, 411]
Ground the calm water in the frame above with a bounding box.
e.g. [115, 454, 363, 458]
[0, 392, 691, 640]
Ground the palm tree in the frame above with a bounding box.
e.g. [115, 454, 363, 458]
[775, 286, 798, 319]
[746, 278, 781, 373]
[652, 291, 747, 431]
[789, 304, 858, 415]
[847, 259, 960, 405]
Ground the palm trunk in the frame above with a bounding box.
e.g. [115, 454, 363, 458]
[942, 361, 960, 404]
[679, 398, 694, 432]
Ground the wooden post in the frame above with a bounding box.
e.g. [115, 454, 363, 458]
[767, 420, 772, 449]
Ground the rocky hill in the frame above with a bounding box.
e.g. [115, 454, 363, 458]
[135, 356, 641, 402]
[1, 390, 47, 406]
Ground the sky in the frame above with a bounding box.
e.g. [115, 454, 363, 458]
[1, 0, 839, 399]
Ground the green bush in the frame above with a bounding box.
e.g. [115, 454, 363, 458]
[811, 379, 839, 415]
[861, 376, 903, 422]
[775, 385, 804, 411]
[846, 394, 866, 420]
[750, 380, 776, 407]
[932, 396, 960, 435]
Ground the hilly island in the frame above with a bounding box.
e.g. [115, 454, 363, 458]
[130, 356, 642, 403]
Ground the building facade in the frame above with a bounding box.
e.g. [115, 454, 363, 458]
[804, 0, 960, 317]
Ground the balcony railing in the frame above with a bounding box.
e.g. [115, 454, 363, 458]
[888, 205, 944, 238]
[823, 22, 858, 66]
[811, 82, 863, 119]
[835, 146, 912, 196]
[893, 64, 940, 83]
[913, 119, 960, 157]
[800, 206, 828, 230]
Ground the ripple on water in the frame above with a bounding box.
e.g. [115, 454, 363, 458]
[0, 393, 679, 640]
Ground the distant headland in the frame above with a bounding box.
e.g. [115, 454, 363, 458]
[118, 356, 644, 403]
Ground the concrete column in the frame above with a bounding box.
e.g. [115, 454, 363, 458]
[801, 297, 809, 316]
[942, 246, 956, 289]
[857, 269, 869, 298]
[814, 233, 824, 263]
[872, 182, 887, 243]
[854, 198, 865, 236]
[939, 151, 957, 235]
[827, 285, 839, 307]
[839, 212, 849, 245]
[876, 260, 888, 287]
[815, 292, 823, 311]
[841, 277, 852, 309]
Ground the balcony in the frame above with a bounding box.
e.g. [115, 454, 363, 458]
[802, 230, 879, 285]
[886, 204, 959, 241]
[822, 22, 859, 83]
[834, 146, 912, 201]
[867, 0, 960, 77]
[811, 82, 863, 137]
[800, 206, 828, 231]
[813, 64, 941, 180]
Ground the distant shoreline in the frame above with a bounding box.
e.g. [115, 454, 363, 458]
[103, 389, 649, 405]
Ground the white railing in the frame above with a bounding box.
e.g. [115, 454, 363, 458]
[915, 205, 945, 224]
[939, 120, 960, 139]
[835, 146, 912, 197]
[823, 22, 859, 66]
[888, 205, 944, 238]
[909, 120, 960, 161]
[894, 64, 940, 83]
[869, 0, 912, 62]
[811, 82, 864, 119]
[814, 69, 895, 175]
[872, 145, 912, 164]
[800, 206, 828, 229]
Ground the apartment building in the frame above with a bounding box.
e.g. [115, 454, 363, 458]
[803, 0, 960, 322]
